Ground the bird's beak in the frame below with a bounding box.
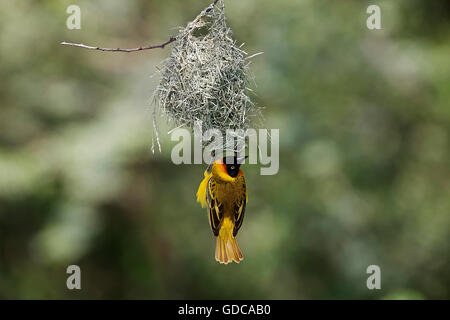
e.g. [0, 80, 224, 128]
[236, 155, 248, 164]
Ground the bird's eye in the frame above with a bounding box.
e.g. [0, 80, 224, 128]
[230, 166, 235, 170]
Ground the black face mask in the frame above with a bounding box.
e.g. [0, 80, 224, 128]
[222, 156, 247, 177]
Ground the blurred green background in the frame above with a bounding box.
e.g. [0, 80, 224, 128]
[0, 0, 449, 299]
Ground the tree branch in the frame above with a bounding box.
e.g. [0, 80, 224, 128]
[60, 37, 177, 53]
[206, 0, 220, 12]
[60, 0, 222, 53]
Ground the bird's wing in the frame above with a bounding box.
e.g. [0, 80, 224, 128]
[196, 170, 211, 208]
[207, 178, 224, 237]
[233, 177, 247, 237]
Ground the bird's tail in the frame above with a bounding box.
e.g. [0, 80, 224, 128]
[215, 219, 244, 264]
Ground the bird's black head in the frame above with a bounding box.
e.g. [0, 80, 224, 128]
[222, 155, 248, 178]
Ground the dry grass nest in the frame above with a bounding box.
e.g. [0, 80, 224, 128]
[152, 0, 263, 153]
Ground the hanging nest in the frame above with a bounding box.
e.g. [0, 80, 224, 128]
[152, 0, 262, 153]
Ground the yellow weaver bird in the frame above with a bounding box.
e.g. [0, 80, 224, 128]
[197, 155, 248, 264]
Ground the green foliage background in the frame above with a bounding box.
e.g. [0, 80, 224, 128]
[0, 0, 449, 299]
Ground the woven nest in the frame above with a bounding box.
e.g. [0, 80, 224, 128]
[152, 0, 262, 153]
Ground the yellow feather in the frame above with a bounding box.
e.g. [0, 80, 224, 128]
[196, 170, 211, 208]
[216, 217, 243, 264]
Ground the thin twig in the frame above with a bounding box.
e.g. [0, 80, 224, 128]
[206, 0, 221, 12]
[60, 37, 177, 53]
[60, 0, 222, 53]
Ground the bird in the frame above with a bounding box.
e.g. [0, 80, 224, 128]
[197, 155, 248, 264]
